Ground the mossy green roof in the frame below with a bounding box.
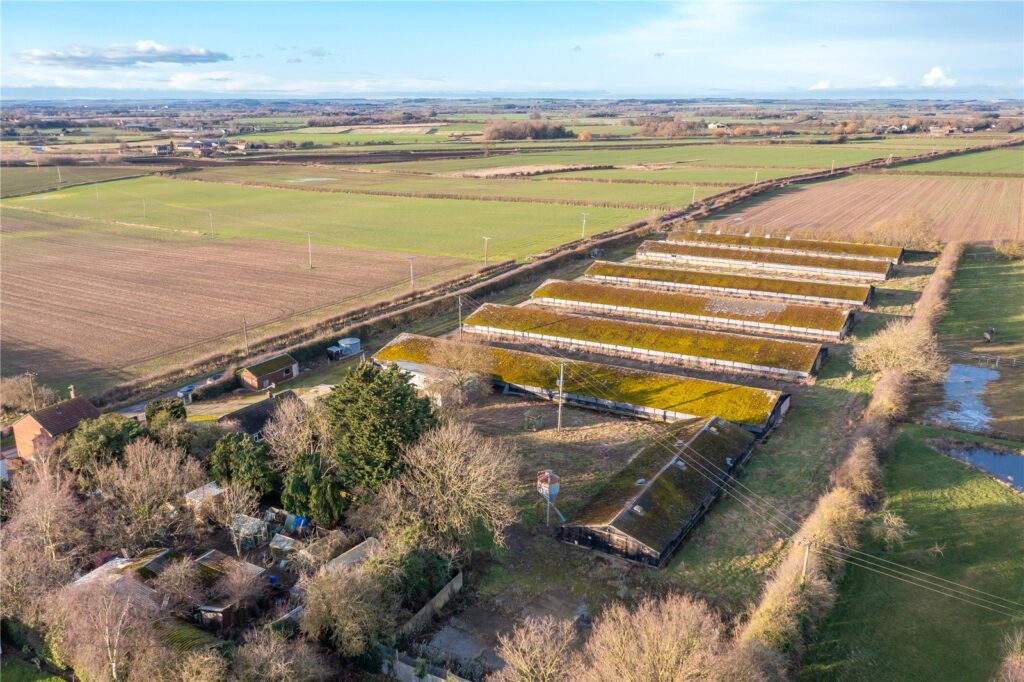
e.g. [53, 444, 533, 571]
[531, 279, 851, 333]
[586, 261, 872, 304]
[243, 353, 297, 377]
[373, 334, 786, 429]
[665, 231, 903, 260]
[464, 303, 822, 373]
[641, 241, 892, 276]
[568, 417, 754, 554]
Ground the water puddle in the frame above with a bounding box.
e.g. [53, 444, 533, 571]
[943, 445, 1024, 492]
[287, 177, 334, 183]
[924, 363, 999, 432]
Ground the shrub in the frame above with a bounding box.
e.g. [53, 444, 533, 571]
[852, 318, 947, 382]
[863, 370, 910, 423]
[834, 437, 882, 500]
[870, 510, 914, 551]
[61, 413, 146, 489]
[997, 629, 1024, 682]
[995, 240, 1024, 260]
[866, 211, 942, 251]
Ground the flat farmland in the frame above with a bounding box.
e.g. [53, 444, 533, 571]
[187, 165, 721, 208]
[1, 210, 473, 393]
[890, 147, 1024, 174]
[720, 175, 1023, 242]
[0, 165, 156, 198]
[2, 176, 648, 262]
[552, 166, 798, 184]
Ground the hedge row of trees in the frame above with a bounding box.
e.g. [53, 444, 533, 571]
[482, 120, 574, 140]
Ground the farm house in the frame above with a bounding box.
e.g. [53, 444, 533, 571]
[559, 416, 755, 567]
[239, 354, 299, 390]
[373, 333, 790, 433]
[12, 396, 100, 460]
[637, 240, 894, 281]
[462, 303, 827, 380]
[530, 279, 856, 340]
[665, 230, 904, 264]
[585, 261, 874, 306]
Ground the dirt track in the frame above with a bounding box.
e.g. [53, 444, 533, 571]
[722, 175, 1023, 243]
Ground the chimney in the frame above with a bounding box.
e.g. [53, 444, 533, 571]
[68, 384, 76, 399]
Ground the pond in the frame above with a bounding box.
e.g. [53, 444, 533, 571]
[924, 363, 1000, 432]
[943, 445, 1024, 493]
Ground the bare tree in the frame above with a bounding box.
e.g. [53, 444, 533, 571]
[177, 649, 230, 682]
[93, 439, 205, 553]
[425, 339, 495, 411]
[997, 629, 1024, 682]
[871, 510, 914, 551]
[232, 628, 333, 682]
[580, 593, 729, 682]
[852, 318, 947, 382]
[866, 211, 941, 250]
[299, 563, 395, 658]
[262, 397, 335, 473]
[369, 421, 517, 556]
[151, 557, 207, 616]
[0, 373, 57, 414]
[208, 481, 259, 557]
[46, 581, 162, 682]
[493, 615, 580, 682]
[212, 562, 264, 612]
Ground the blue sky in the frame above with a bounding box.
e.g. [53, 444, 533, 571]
[2, 1, 1022, 100]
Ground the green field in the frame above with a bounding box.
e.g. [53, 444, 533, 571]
[188, 165, 720, 208]
[894, 147, 1024, 174]
[553, 166, 797, 184]
[800, 424, 1024, 681]
[0, 658, 63, 682]
[2, 176, 647, 262]
[0, 165, 155, 197]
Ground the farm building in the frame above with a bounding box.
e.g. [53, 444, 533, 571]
[638, 241, 893, 281]
[665, 231, 904, 264]
[560, 416, 755, 566]
[585, 261, 874, 306]
[195, 549, 267, 630]
[13, 396, 100, 459]
[239, 355, 299, 390]
[217, 389, 299, 441]
[530, 279, 856, 340]
[374, 334, 790, 433]
[463, 303, 827, 380]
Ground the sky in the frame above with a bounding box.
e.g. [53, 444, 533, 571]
[2, 1, 1022, 100]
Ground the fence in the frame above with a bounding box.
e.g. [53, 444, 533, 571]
[400, 571, 464, 635]
[378, 646, 471, 682]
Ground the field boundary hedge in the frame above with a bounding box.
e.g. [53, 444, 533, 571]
[737, 241, 965, 674]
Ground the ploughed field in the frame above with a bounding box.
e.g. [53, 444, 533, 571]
[0, 210, 471, 392]
[722, 175, 1023, 242]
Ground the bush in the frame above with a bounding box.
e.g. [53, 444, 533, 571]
[866, 211, 942, 250]
[863, 370, 910, 423]
[834, 437, 882, 499]
[995, 240, 1024, 260]
[61, 413, 146, 488]
[997, 629, 1024, 682]
[852, 319, 947, 382]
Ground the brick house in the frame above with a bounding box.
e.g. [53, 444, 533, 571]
[239, 354, 299, 390]
[13, 397, 100, 459]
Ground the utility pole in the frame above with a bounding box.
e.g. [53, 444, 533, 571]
[482, 236, 492, 266]
[56, 164, 62, 184]
[307, 232, 313, 269]
[242, 316, 250, 354]
[754, 170, 759, 184]
[830, 160, 835, 175]
[799, 541, 811, 588]
[691, 186, 697, 204]
[458, 294, 463, 339]
[207, 210, 214, 231]
[580, 212, 589, 240]
[27, 372, 37, 410]
[408, 256, 416, 291]
[556, 361, 566, 431]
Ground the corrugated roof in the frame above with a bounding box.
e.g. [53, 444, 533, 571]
[244, 354, 297, 377]
[24, 397, 100, 436]
[567, 417, 754, 555]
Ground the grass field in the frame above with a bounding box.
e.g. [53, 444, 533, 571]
[937, 248, 1024, 437]
[719, 175, 1023, 243]
[2, 176, 647, 262]
[553, 166, 798, 184]
[0, 165, 156, 197]
[800, 424, 1024, 682]
[892, 147, 1024, 174]
[188, 165, 720, 208]
[0, 657, 63, 682]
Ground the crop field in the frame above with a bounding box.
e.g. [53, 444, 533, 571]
[0, 165, 157, 197]
[374, 333, 786, 429]
[800, 425, 1024, 681]
[553, 166, 798, 184]
[2, 176, 646, 262]
[1, 210, 472, 393]
[187, 165, 721, 208]
[531, 279, 851, 335]
[586, 261, 874, 305]
[720, 175, 1024, 242]
[890, 146, 1024, 174]
[640, 240, 893, 277]
[463, 303, 823, 374]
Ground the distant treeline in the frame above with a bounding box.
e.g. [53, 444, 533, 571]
[483, 120, 575, 140]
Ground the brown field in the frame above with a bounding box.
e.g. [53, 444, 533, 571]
[722, 175, 1023, 242]
[1, 211, 470, 392]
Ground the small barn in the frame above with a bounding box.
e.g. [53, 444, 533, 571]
[239, 354, 299, 390]
[559, 417, 755, 567]
[13, 396, 100, 459]
[195, 549, 267, 630]
[217, 390, 299, 441]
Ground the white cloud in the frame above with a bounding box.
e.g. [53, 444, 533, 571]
[17, 40, 231, 68]
[877, 76, 900, 88]
[921, 66, 955, 87]
[808, 80, 831, 91]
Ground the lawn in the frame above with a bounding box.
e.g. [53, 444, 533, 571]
[188, 165, 720, 209]
[893, 147, 1024, 174]
[0, 657, 63, 682]
[0, 165, 156, 198]
[800, 424, 1024, 682]
[2, 176, 647, 262]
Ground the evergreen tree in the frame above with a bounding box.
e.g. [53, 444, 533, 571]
[322, 363, 436, 495]
[281, 450, 348, 526]
[209, 433, 278, 498]
[61, 413, 146, 488]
